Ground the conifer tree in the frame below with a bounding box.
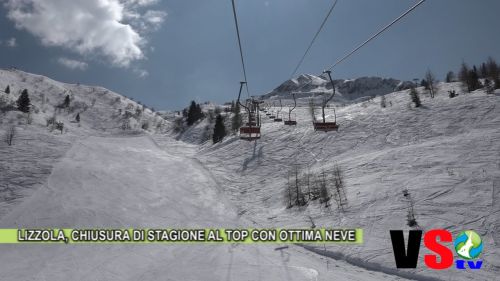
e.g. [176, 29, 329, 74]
[445, 71, 455, 83]
[459, 63, 472, 92]
[5, 86, 10, 94]
[187, 101, 199, 126]
[468, 68, 481, 91]
[63, 95, 70, 108]
[17, 89, 30, 113]
[486, 57, 500, 89]
[231, 102, 242, 132]
[480, 63, 488, 78]
[410, 88, 421, 108]
[76, 113, 81, 123]
[420, 79, 428, 89]
[484, 79, 494, 95]
[212, 114, 226, 144]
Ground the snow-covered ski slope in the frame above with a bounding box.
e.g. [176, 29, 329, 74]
[1, 68, 499, 280]
[194, 84, 500, 280]
[0, 135, 405, 281]
[0, 68, 167, 216]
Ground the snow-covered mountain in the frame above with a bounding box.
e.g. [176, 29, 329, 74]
[0, 68, 168, 216]
[263, 74, 414, 102]
[0, 68, 168, 134]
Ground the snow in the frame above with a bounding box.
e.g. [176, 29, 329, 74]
[0, 135, 405, 280]
[0, 68, 168, 216]
[1, 68, 499, 280]
[194, 83, 500, 280]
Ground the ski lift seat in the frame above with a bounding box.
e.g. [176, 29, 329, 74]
[284, 120, 297, 126]
[313, 122, 339, 132]
[240, 126, 261, 140]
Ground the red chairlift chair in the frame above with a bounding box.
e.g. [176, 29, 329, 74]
[312, 71, 339, 132]
[236, 82, 261, 140]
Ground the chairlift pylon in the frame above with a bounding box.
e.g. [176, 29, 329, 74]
[284, 93, 298, 126]
[268, 102, 276, 119]
[312, 70, 339, 132]
[274, 99, 283, 122]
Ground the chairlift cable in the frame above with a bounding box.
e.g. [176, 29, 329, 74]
[327, 0, 426, 71]
[290, 0, 339, 79]
[291, 0, 426, 95]
[231, 0, 251, 97]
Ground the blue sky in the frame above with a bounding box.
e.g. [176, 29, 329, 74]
[1, 0, 499, 110]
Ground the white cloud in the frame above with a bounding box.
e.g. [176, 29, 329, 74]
[6, 38, 17, 47]
[58, 57, 89, 70]
[144, 10, 167, 29]
[5, 0, 166, 67]
[133, 68, 149, 78]
[125, 0, 159, 7]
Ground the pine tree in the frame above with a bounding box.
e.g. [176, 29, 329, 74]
[63, 95, 70, 108]
[484, 79, 494, 95]
[468, 69, 481, 91]
[410, 88, 421, 108]
[486, 57, 500, 89]
[17, 89, 30, 113]
[459, 62, 471, 92]
[185, 101, 204, 126]
[480, 63, 488, 78]
[75, 113, 81, 123]
[231, 102, 242, 132]
[420, 79, 428, 89]
[5, 86, 10, 94]
[445, 71, 455, 83]
[195, 104, 203, 120]
[187, 101, 198, 126]
[212, 114, 226, 144]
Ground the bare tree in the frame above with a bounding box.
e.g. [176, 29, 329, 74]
[286, 171, 294, 208]
[4, 125, 16, 146]
[318, 170, 330, 208]
[331, 164, 347, 211]
[425, 69, 437, 98]
[380, 95, 387, 108]
[285, 165, 307, 208]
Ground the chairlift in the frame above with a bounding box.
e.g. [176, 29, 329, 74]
[312, 70, 339, 132]
[236, 82, 261, 140]
[284, 93, 297, 126]
[274, 99, 283, 122]
[268, 102, 276, 119]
